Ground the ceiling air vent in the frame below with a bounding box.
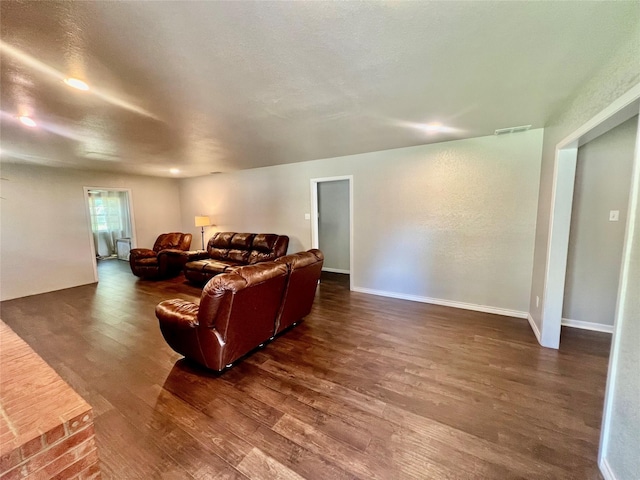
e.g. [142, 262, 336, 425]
[494, 125, 532, 136]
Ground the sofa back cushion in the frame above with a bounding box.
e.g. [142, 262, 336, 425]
[248, 234, 287, 264]
[227, 233, 254, 263]
[274, 249, 324, 334]
[207, 232, 289, 264]
[198, 261, 288, 367]
[153, 232, 192, 252]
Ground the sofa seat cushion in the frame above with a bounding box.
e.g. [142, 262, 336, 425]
[202, 259, 243, 274]
[188, 259, 242, 276]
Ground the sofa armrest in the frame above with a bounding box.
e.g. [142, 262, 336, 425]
[159, 248, 188, 256]
[184, 250, 209, 261]
[156, 299, 200, 329]
[130, 248, 156, 259]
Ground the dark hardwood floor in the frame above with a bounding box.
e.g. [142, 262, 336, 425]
[1, 260, 611, 479]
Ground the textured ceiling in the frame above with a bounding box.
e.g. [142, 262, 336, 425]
[1, 1, 638, 177]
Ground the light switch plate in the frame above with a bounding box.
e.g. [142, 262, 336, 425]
[304, 213, 311, 220]
[609, 210, 620, 222]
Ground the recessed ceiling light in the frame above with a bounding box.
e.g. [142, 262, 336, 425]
[18, 116, 37, 127]
[423, 122, 445, 133]
[64, 77, 90, 91]
[169, 168, 180, 174]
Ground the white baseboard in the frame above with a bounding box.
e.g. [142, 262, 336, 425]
[351, 286, 528, 319]
[562, 318, 614, 334]
[599, 457, 616, 480]
[527, 313, 542, 343]
[322, 267, 350, 274]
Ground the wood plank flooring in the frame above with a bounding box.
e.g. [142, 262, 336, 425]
[0, 260, 611, 479]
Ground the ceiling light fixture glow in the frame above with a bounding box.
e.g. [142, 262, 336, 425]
[169, 168, 180, 174]
[423, 122, 445, 133]
[64, 77, 90, 91]
[18, 116, 37, 128]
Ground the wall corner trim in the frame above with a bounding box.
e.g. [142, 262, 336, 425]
[599, 457, 617, 480]
[561, 318, 614, 334]
[527, 313, 542, 343]
[352, 287, 528, 319]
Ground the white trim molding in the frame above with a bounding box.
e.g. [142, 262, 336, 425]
[599, 457, 617, 480]
[561, 318, 614, 334]
[527, 313, 542, 343]
[353, 287, 528, 319]
[310, 175, 354, 291]
[322, 267, 350, 274]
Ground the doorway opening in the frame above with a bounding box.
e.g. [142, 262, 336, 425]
[310, 176, 353, 291]
[540, 92, 640, 349]
[561, 116, 637, 334]
[83, 187, 136, 280]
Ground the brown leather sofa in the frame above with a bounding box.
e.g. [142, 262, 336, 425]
[129, 232, 193, 279]
[274, 249, 325, 334]
[156, 249, 324, 371]
[183, 232, 289, 284]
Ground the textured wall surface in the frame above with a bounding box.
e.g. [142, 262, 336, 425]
[318, 180, 350, 271]
[179, 129, 543, 314]
[0, 164, 182, 300]
[602, 118, 640, 479]
[563, 116, 637, 326]
[529, 30, 640, 336]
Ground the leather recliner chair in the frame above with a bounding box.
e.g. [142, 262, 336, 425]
[129, 232, 193, 279]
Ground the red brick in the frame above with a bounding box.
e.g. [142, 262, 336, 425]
[29, 448, 77, 480]
[44, 424, 67, 446]
[0, 322, 92, 467]
[19, 434, 44, 460]
[0, 463, 26, 480]
[0, 449, 22, 473]
[29, 440, 96, 480]
[20, 426, 95, 476]
[65, 411, 93, 436]
[49, 447, 99, 480]
[76, 462, 101, 480]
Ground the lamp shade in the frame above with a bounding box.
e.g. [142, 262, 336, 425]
[195, 216, 210, 227]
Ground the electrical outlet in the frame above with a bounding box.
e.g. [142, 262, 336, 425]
[609, 210, 619, 222]
[304, 213, 311, 220]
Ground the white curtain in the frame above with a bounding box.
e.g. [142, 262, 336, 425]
[88, 190, 132, 257]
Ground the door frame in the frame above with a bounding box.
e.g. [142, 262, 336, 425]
[310, 175, 354, 291]
[539, 85, 640, 349]
[83, 186, 137, 282]
[536, 84, 640, 476]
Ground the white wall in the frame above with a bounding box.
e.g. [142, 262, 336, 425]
[529, 30, 640, 341]
[0, 164, 182, 301]
[179, 130, 543, 316]
[318, 180, 350, 272]
[600, 116, 640, 480]
[563, 116, 638, 328]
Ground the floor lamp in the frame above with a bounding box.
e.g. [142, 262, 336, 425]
[194, 216, 211, 250]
